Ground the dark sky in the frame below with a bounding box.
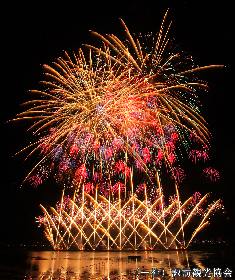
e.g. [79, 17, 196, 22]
[0, 1, 234, 245]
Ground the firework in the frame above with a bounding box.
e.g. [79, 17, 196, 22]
[170, 166, 186, 183]
[189, 148, 210, 164]
[14, 10, 222, 194]
[203, 167, 220, 181]
[36, 189, 223, 250]
[15, 10, 223, 250]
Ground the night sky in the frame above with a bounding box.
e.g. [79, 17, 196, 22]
[0, 1, 234, 246]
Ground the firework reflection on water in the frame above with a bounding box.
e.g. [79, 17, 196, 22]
[0, 250, 232, 279]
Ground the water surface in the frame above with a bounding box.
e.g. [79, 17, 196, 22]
[0, 249, 234, 279]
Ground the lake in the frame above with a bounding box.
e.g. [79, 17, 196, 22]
[0, 248, 234, 279]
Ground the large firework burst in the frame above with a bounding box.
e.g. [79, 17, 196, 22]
[15, 10, 221, 197]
